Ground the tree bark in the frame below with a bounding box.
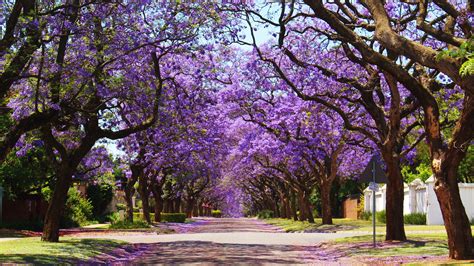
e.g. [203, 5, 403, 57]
[303, 191, 315, 223]
[434, 169, 473, 259]
[297, 191, 307, 221]
[153, 194, 163, 223]
[174, 197, 181, 213]
[291, 190, 298, 221]
[320, 184, 333, 225]
[138, 173, 151, 223]
[150, 178, 164, 223]
[41, 167, 72, 242]
[382, 153, 407, 241]
[124, 167, 139, 223]
[185, 198, 195, 218]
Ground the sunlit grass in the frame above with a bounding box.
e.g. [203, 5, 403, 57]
[263, 218, 474, 233]
[0, 237, 127, 264]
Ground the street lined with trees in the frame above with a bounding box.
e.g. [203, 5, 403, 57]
[0, 0, 473, 262]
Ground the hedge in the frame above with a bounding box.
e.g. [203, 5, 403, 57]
[257, 210, 274, 219]
[404, 213, 426, 225]
[211, 210, 222, 218]
[161, 213, 186, 223]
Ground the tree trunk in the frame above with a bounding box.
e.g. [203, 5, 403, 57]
[433, 154, 473, 259]
[291, 190, 298, 221]
[124, 186, 135, 223]
[297, 191, 307, 221]
[41, 167, 72, 242]
[280, 196, 287, 218]
[198, 201, 203, 216]
[185, 198, 195, 218]
[174, 197, 181, 213]
[303, 191, 315, 223]
[138, 174, 151, 223]
[151, 184, 163, 223]
[193, 201, 199, 217]
[383, 153, 407, 241]
[320, 184, 333, 225]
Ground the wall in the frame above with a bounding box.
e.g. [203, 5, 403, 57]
[2, 195, 48, 223]
[364, 176, 474, 225]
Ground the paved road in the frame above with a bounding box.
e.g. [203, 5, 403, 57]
[80, 218, 364, 265]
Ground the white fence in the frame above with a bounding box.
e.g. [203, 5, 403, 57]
[364, 176, 474, 225]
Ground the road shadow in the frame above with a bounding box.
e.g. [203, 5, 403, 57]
[97, 241, 343, 265]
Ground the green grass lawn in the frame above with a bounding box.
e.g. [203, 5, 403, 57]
[264, 218, 380, 232]
[263, 218, 474, 233]
[0, 237, 127, 264]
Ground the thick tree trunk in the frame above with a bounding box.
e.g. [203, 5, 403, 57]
[174, 197, 181, 213]
[193, 202, 199, 217]
[291, 190, 298, 221]
[320, 184, 333, 225]
[303, 191, 315, 224]
[433, 155, 473, 259]
[151, 184, 163, 223]
[383, 154, 407, 241]
[124, 187, 135, 223]
[153, 194, 163, 223]
[138, 174, 151, 223]
[41, 167, 72, 242]
[280, 196, 287, 218]
[297, 191, 307, 221]
[198, 201, 203, 216]
[167, 200, 172, 213]
[185, 198, 195, 218]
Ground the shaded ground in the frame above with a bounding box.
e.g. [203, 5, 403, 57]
[79, 218, 364, 264]
[2, 218, 468, 265]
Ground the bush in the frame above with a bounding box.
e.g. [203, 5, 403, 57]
[109, 220, 149, 229]
[116, 203, 126, 211]
[360, 211, 372, 221]
[211, 210, 222, 218]
[62, 187, 93, 228]
[257, 210, 274, 219]
[86, 183, 113, 217]
[404, 213, 426, 225]
[161, 213, 186, 223]
[106, 212, 121, 224]
[376, 210, 386, 224]
[42, 186, 93, 228]
[470, 218, 474, 225]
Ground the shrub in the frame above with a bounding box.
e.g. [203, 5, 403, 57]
[161, 213, 186, 223]
[257, 210, 274, 219]
[109, 220, 149, 229]
[470, 218, 474, 225]
[404, 213, 426, 225]
[86, 183, 113, 217]
[42, 186, 93, 228]
[360, 211, 372, 221]
[376, 210, 386, 224]
[211, 210, 222, 218]
[62, 187, 93, 228]
[116, 203, 126, 211]
[106, 212, 121, 224]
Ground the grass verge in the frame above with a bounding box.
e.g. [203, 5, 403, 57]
[0, 237, 127, 264]
[263, 218, 474, 233]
